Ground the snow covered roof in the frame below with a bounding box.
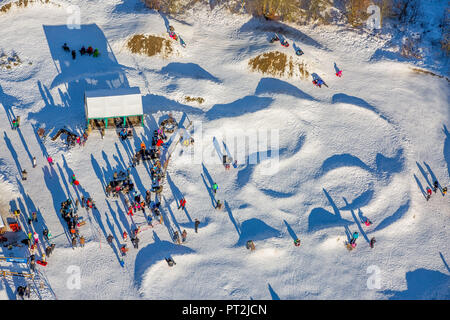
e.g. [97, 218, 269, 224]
[85, 87, 143, 119]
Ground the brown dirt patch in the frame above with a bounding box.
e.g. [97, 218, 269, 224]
[127, 34, 173, 58]
[249, 51, 310, 80]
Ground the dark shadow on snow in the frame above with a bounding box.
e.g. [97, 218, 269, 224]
[158, 62, 222, 83]
[235, 218, 281, 247]
[205, 96, 273, 121]
[372, 200, 410, 232]
[134, 231, 195, 287]
[381, 268, 450, 299]
[255, 78, 316, 101]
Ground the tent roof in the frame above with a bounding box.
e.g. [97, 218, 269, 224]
[85, 87, 143, 119]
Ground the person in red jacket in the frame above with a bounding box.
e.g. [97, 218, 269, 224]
[178, 198, 186, 210]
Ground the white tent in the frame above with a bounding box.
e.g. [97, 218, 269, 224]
[84, 87, 144, 128]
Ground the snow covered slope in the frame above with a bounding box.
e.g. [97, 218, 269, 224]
[0, 0, 449, 299]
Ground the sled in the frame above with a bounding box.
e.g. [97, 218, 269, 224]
[281, 40, 289, 47]
[296, 50, 304, 56]
[36, 260, 47, 266]
[77, 221, 86, 227]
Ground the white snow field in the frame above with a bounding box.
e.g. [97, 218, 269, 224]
[0, 0, 449, 300]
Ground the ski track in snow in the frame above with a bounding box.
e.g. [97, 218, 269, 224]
[0, 0, 449, 300]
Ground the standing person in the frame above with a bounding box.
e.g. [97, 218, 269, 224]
[178, 198, 186, 210]
[181, 229, 187, 243]
[131, 236, 139, 249]
[107, 234, 114, 246]
[81, 195, 85, 208]
[50, 243, 56, 254]
[173, 231, 180, 244]
[350, 232, 359, 245]
[43, 229, 49, 241]
[32, 156, 37, 168]
[145, 190, 151, 205]
[194, 219, 200, 233]
[212, 183, 218, 195]
[433, 180, 439, 193]
[21, 169, 27, 181]
[370, 237, 376, 248]
[45, 246, 52, 257]
[79, 236, 85, 247]
[33, 232, 39, 244]
[364, 219, 372, 227]
[426, 187, 432, 201]
[246, 240, 255, 251]
[294, 239, 301, 247]
[47, 156, 54, 165]
[123, 231, 128, 241]
[120, 245, 128, 256]
[71, 236, 77, 248]
[71, 50, 76, 59]
[215, 200, 223, 210]
[32, 211, 37, 223]
[443, 187, 447, 196]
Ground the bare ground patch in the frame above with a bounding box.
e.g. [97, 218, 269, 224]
[127, 34, 174, 58]
[184, 96, 205, 104]
[249, 51, 310, 80]
[0, 0, 54, 14]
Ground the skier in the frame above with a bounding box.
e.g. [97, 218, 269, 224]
[212, 182, 218, 195]
[370, 237, 376, 248]
[181, 229, 187, 243]
[165, 257, 176, 267]
[33, 232, 39, 244]
[32, 156, 36, 168]
[294, 239, 301, 247]
[123, 231, 128, 241]
[178, 198, 186, 210]
[21, 169, 27, 181]
[194, 219, 200, 233]
[71, 50, 76, 60]
[62, 43, 70, 52]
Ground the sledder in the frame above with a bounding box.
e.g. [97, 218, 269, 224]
[269, 34, 279, 43]
[295, 48, 304, 56]
[280, 39, 289, 47]
[312, 78, 328, 88]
